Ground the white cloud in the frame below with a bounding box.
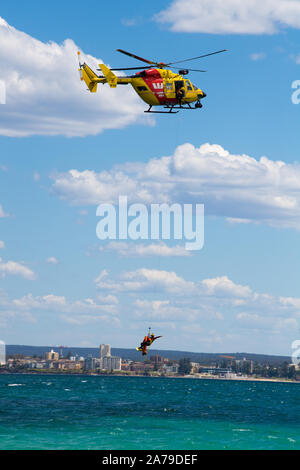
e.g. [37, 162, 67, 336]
[250, 52, 266, 61]
[13, 293, 66, 309]
[226, 217, 256, 225]
[279, 296, 300, 309]
[46, 256, 59, 265]
[0, 258, 36, 280]
[135, 299, 170, 311]
[0, 288, 120, 327]
[0, 258, 35, 280]
[11, 293, 118, 316]
[236, 312, 299, 332]
[60, 313, 121, 326]
[99, 241, 191, 257]
[95, 268, 251, 300]
[0, 204, 9, 218]
[51, 167, 141, 205]
[95, 269, 109, 284]
[292, 53, 300, 64]
[155, 0, 300, 34]
[93, 267, 300, 333]
[52, 142, 300, 230]
[1, 264, 299, 351]
[134, 298, 223, 322]
[201, 276, 252, 298]
[0, 240, 5, 249]
[95, 268, 195, 294]
[0, 17, 150, 137]
[121, 18, 138, 27]
[97, 294, 119, 305]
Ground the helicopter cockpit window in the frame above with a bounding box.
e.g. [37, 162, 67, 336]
[186, 80, 193, 91]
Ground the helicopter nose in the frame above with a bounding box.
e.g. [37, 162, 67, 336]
[198, 92, 206, 100]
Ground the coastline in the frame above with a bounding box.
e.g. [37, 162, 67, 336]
[1, 370, 299, 385]
[184, 374, 300, 384]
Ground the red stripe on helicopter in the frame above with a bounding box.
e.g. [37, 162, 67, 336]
[142, 69, 167, 105]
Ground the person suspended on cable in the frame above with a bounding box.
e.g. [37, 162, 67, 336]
[136, 329, 162, 356]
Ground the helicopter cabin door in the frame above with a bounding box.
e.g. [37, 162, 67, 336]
[164, 80, 175, 100]
[174, 80, 186, 100]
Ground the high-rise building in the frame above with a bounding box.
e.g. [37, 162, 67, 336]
[99, 343, 121, 371]
[100, 344, 111, 358]
[84, 356, 100, 371]
[0, 341, 5, 365]
[101, 355, 121, 371]
[45, 349, 59, 361]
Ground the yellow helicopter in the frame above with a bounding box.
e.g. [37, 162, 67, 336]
[78, 48, 227, 113]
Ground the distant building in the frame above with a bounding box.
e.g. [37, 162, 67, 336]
[30, 361, 47, 369]
[45, 349, 59, 361]
[150, 354, 164, 364]
[101, 355, 121, 371]
[235, 358, 254, 374]
[130, 362, 147, 373]
[84, 356, 100, 371]
[215, 368, 232, 376]
[163, 363, 179, 374]
[100, 344, 111, 358]
[99, 343, 121, 371]
[0, 341, 6, 365]
[200, 367, 217, 375]
[63, 361, 82, 370]
[190, 362, 200, 373]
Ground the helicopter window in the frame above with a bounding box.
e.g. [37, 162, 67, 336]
[137, 86, 147, 91]
[186, 80, 193, 91]
[175, 81, 184, 90]
[165, 82, 173, 91]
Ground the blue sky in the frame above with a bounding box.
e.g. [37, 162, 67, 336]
[1, 0, 300, 355]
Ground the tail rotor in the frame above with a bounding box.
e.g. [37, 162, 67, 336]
[77, 51, 83, 81]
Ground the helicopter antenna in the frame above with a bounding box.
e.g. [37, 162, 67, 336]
[77, 51, 83, 67]
[77, 51, 84, 80]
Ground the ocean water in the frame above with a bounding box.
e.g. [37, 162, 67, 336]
[0, 374, 300, 450]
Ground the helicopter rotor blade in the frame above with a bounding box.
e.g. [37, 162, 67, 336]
[116, 49, 161, 65]
[166, 49, 227, 66]
[172, 66, 206, 72]
[97, 66, 153, 71]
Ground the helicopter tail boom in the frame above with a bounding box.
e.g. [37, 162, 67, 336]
[98, 64, 118, 88]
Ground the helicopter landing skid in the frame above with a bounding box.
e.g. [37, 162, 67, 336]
[144, 103, 202, 113]
[165, 103, 202, 110]
[144, 106, 178, 114]
[165, 106, 199, 110]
